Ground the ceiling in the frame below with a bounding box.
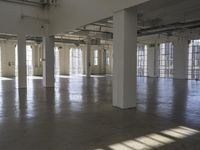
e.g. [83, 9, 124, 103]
[0, 0, 52, 7]
[63, 0, 200, 42]
[1, 0, 200, 45]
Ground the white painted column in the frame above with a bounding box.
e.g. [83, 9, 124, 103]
[43, 36, 55, 87]
[147, 45, 156, 77]
[86, 40, 91, 77]
[101, 49, 107, 75]
[113, 9, 137, 109]
[110, 45, 114, 74]
[155, 42, 160, 77]
[17, 34, 27, 88]
[32, 43, 43, 76]
[81, 45, 87, 75]
[59, 45, 70, 75]
[173, 38, 188, 79]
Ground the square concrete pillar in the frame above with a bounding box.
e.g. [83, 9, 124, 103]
[113, 9, 137, 109]
[155, 42, 161, 77]
[173, 38, 188, 79]
[43, 36, 55, 87]
[59, 45, 70, 75]
[86, 40, 91, 78]
[32, 44, 43, 76]
[17, 34, 27, 88]
[147, 44, 157, 77]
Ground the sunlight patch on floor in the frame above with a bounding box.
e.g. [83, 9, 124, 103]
[0, 77, 14, 81]
[27, 76, 43, 80]
[94, 126, 199, 150]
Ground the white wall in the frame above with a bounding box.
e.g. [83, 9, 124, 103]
[48, 0, 148, 34]
[0, 40, 16, 77]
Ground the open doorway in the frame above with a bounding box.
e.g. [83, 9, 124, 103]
[70, 48, 83, 75]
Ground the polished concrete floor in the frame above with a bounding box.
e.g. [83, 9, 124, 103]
[0, 76, 200, 150]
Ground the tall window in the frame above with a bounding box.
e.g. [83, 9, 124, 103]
[188, 40, 200, 80]
[94, 49, 99, 66]
[106, 50, 110, 66]
[159, 42, 174, 78]
[55, 47, 60, 75]
[70, 48, 83, 75]
[26, 45, 33, 76]
[15, 45, 18, 76]
[137, 45, 147, 76]
[0, 47, 1, 77]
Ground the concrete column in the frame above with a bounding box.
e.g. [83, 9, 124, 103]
[101, 48, 107, 75]
[66, 46, 70, 75]
[173, 38, 188, 79]
[32, 43, 43, 76]
[155, 42, 160, 77]
[147, 45, 156, 77]
[110, 45, 113, 74]
[43, 36, 55, 87]
[59, 45, 70, 75]
[17, 34, 27, 88]
[81, 45, 87, 75]
[113, 9, 137, 109]
[86, 40, 91, 77]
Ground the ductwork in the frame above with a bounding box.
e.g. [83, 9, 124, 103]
[138, 19, 200, 36]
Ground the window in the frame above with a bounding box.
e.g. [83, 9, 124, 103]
[0, 47, 1, 77]
[26, 45, 33, 76]
[54, 47, 60, 75]
[106, 50, 110, 66]
[70, 48, 83, 75]
[188, 40, 200, 80]
[94, 49, 98, 66]
[159, 42, 174, 78]
[15, 45, 18, 76]
[137, 45, 147, 76]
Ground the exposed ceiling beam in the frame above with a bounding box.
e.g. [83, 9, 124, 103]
[0, 0, 47, 7]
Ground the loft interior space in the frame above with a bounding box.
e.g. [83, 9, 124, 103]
[0, 0, 200, 150]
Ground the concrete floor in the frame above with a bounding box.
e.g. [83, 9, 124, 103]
[0, 76, 200, 150]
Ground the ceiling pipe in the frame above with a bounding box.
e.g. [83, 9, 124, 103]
[138, 19, 200, 36]
[139, 19, 200, 34]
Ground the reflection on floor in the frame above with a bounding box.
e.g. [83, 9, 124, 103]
[0, 76, 199, 150]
